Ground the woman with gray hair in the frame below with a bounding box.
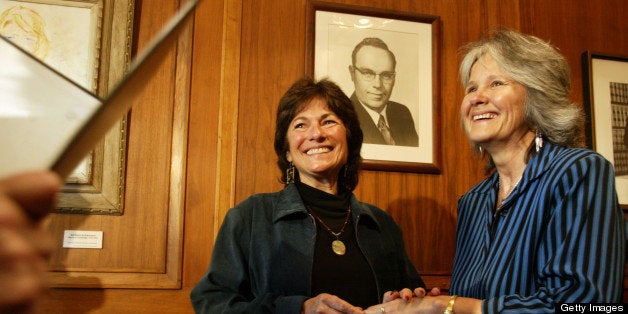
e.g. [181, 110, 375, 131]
[367, 29, 624, 313]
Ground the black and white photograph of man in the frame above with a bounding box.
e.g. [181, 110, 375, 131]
[348, 37, 418, 147]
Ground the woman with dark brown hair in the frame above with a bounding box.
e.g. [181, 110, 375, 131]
[191, 77, 426, 313]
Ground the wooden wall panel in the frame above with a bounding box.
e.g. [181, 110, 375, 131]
[182, 0, 226, 284]
[236, 0, 308, 200]
[44, 0, 181, 283]
[234, 0, 527, 290]
[39, 0, 627, 312]
[39, 0, 223, 311]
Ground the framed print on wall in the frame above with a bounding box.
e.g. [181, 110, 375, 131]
[0, 0, 100, 184]
[0, 0, 132, 215]
[582, 51, 628, 208]
[306, 1, 441, 173]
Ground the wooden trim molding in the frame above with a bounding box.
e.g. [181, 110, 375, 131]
[213, 0, 242, 241]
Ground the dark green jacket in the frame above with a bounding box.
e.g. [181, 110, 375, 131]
[191, 184, 424, 313]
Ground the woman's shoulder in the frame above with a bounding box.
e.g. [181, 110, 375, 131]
[356, 201, 387, 215]
[526, 144, 615, 186]
[353, 201, 398, 225]
[228, 190, 283, 216]
[229, 186, 306, 219]
[241, 190, 283, 202]
[546, 145, 611, 168]
[238, 190, 281, 204]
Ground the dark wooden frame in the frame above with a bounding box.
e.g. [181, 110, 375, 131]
[305, 0, 441, 173]
[582, 51, 628, 209]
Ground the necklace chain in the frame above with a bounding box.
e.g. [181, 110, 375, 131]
[498, 177, 522, 207]
[308, 205, 351, 238]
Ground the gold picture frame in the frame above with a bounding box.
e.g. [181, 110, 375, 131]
[0, 0, 132, 215]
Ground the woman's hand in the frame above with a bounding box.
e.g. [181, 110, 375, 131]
[364, 297, 431, 314]
[301, 293, 365, 314]
[382, 287, 441, 303]
[416, 287, 441, 298]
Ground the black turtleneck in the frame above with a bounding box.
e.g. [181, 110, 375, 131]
[296, 182, 378, 308]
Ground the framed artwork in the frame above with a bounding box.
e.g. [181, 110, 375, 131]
[306, 1, 441, 173]
[0, 0, 132, 214]
[582, 51, 628, 208]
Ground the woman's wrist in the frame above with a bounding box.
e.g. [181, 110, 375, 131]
[443, 295, 457, 314]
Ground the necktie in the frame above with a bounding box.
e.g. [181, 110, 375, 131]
[377, 114, 395, 145]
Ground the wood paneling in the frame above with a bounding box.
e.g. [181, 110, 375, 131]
[40, 0, 627, 312]
[43, 0, 187, 289]
[182, 0, 224, 280]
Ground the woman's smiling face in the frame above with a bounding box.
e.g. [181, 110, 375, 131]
[461, 54, 529, 148]
[286, 97, 348, 188]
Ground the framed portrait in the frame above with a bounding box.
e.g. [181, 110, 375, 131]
[0, 0, 132, 214]
[306, 1, 441, 173]
[582, 51, 628, 208]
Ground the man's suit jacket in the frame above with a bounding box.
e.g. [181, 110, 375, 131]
[351, 93, 418, 147]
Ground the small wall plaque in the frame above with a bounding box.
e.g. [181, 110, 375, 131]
[62, 230, 103, 249]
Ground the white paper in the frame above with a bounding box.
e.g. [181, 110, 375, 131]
[0, 0, 199, 178]
[62, 230, 103, 249]
[0, 39, 101, 178]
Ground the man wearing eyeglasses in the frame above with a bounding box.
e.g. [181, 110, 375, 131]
[348, 37, 418, 147]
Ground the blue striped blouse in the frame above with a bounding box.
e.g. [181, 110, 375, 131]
[450, 142, 625, 313]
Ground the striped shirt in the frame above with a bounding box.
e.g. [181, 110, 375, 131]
[450, 142, 625, 313]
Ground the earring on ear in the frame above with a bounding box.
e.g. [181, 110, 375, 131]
[286, 162, 295, 184]
[535, 129, 544, 152]
[478, 146, 483, 154]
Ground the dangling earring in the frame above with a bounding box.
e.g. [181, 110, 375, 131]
[535, 129, 544, 152]
[478, 145, 483, 154]
[286, 162, 295, 184]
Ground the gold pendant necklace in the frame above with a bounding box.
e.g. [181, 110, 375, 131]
[308, 205, 352, 256]
[331, 239, 346, 255]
